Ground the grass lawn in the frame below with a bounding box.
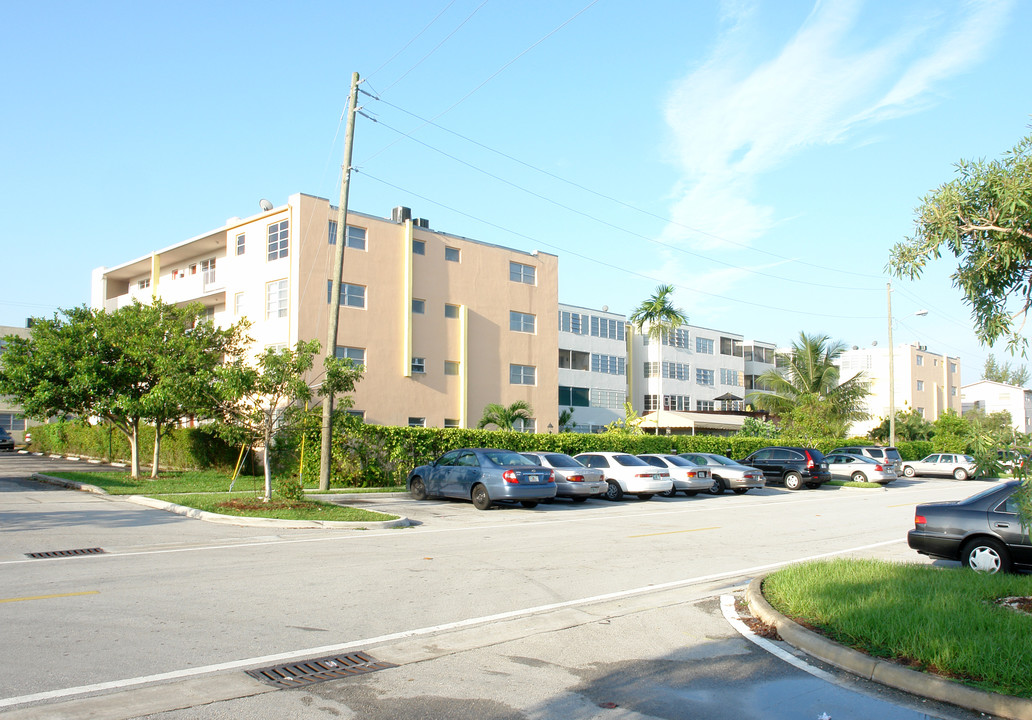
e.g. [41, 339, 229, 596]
[827, 480, 883, 489]
[43, 470, 399, 523]
[762, 558, 1032, 698]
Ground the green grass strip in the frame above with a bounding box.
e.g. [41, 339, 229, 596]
[763, 559, 1032, 697]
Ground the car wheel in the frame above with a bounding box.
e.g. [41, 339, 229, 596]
[961, 538, 1010, 574]
[684, 490, 699, 497]
[636, 494, 653, 500]
[659, 488, 678, 498]
[732, 488, 749, 495]
[520, 500, 539, 509]
[954, 468, 969, 480]
[409, 477, 427, 501]
[784, 472, 803, 491]
[805, 482, 821, 489]
[850, 472, 867, 483]
[471, 483, 492, 511]
[707, 477, 726, 495]
[604, 480, 624, 501]
[571, 496, 588, 503]
[903, 466, 916, 478]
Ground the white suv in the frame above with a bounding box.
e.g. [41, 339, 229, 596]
[574, 452, 673, 501]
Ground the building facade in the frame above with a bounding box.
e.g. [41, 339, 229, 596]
[961, 380, 1032, 434]
[92, 194, 560, 431]
[557, 304, 629, 433]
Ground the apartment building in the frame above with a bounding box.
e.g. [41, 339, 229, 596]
[91, 194, 560, 431]
[557, 304, 629, 432]
[837, 343, 962, 436]
[961, 380, 1032, 434]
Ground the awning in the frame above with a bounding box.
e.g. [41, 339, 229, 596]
[636, 410, 748, 432]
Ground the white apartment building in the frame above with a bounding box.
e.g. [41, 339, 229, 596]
[557, 304, 629, 432]
[837, 343, 962, 436]
[961, 380, 1032, 434]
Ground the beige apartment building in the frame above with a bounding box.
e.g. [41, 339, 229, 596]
[91, 193, 560, 431]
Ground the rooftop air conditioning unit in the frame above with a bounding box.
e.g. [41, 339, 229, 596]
[414, 218, 429, 229]
[391, 206, 412, 223]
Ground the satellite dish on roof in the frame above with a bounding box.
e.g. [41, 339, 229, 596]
[259, 199, 273, 212]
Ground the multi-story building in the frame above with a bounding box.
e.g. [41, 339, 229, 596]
[743, 340, 777, 396]
[0, 325, 41, 443]
[91, 194, 560, 431]
[961, 380, 1032, 434]
[557, 304, 628, 433]
[836, 343, 962, 436]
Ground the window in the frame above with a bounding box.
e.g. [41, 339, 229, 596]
[720, 368, 739, 385]
[510, 262, 536, 285]
[591, 316, 625, 340]
[267, 219, 289, 260]
[696, 337, 714, 354]
[510, 311, 536, 333]
[411, 357, 426, 374]
[510, 364, 536, 385]
[951, 386, 958, 396]
[445, 303, 460, 319]
[412, 299, 426, 314]
[665, 395, 690, 411]
[558, 386, 590, 407]
[591, 389, 624, 409]
[445, 361, 460, 376]
[644, 394, 658, 412]
[513, 418, 535, 433]
[916, 380, 925, 391]
[236, 233, 245, 256]
[720, 337, 743, 356]
[347, 410, 365, 420]
[559, 349, 589, 370]
[662, 328, 689, 348]
[200, 258, 216, 285]
[335, 346, 366, 368]
[950, 362, 958, 373]
[663, 362, 690, 380]
[591, 354, 625, 375]
[412, 239, 426, 255]
[138, 278, 150, 290]
[445, 246, 460, 262]
[644, 362, 659, 378]
[408, 417, 426, 428]
[234, 292, 245, 316]
[916, 355, 924, 366]
[916, 407, 925, 417]
[266, 343, 287, 353]
[189, 264, 197, 275]
[266, 279, 288, 319]
[559, 310, 587, 334]
[327, 281, 366, 308]
[696, 368, 715, 386]
[696, 400, 714, 411]
[347, 225, 366, 250]
[444, 418, 460, 428]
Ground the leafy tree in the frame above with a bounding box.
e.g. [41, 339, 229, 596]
[932, 409, 970, 454]
[888, 130, 1032, 352]
[477, 400, 533, 431]
[629, 284, 688, 422]
[214, 340, 362, 500]
[602, 401, 645, 436]
[868, 408, 933, 442]
[982, 354, 1030, 386]
[737, 417, 780, 438]
[747, 332, 870, 437]
[558, 407, 576, 432]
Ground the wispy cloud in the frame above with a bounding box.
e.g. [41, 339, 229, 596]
[659, 0, 1012, 251]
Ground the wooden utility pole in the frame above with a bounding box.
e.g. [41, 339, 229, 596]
[319, 71, 360, 492]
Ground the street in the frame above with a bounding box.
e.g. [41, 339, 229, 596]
[0, 453, 994, 719]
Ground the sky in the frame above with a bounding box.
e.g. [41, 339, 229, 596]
[3, 0, 1031, 387]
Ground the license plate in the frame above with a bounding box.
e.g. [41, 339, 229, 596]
[528, 475, 539, 483]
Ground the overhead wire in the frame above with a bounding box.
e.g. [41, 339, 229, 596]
[364, 0, 461, 87]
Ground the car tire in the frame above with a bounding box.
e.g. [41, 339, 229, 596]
[659, 488, 678, 498]
[571, 496, 588, 503]
[732, 488, 749, 495]
[471, 483, 492, 511]
[961, 538, 1010, 574]
[520, 500, 539, 509]
[783, 472, 803, 490]
[707, 477, 726, 495]
[850, 472, 867, 483]
[805, 482, 821, 489]
[684, 490, 699, 497]
[903, 466, 916, 478]
[410, 477, 428, 501]
[954, 468, 969, 480]
[636, 494, 653, 500]
[604, 480, 624, 501]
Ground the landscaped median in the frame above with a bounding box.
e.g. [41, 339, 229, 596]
[34, 470, 408, 529]
[747, 558, 1032, 719]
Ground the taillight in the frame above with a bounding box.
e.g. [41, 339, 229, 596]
[685, 471, 697, 478]
[915, 514, 926, 527]
[804, 451, 815, 469]
[568, 474, 584, 482]
[874, 464, 884, 471]
[503, 470, 519, 484]
[546, 470, 555, 483]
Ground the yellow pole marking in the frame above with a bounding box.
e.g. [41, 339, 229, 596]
[1, 591, 99, 604]
[629, 526, 720, 538]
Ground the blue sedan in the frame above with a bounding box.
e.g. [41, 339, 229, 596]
[407, 448, 557, 510]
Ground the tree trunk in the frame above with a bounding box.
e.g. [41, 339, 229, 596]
[263, 413, 273, 501]
[150, 426, 161, 479]
[129, 418, 141, 479]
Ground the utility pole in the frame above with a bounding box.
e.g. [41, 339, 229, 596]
[887, 282, 895, 448]
[319, 71, 360, 492]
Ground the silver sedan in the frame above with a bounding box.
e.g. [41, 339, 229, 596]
[823, 453, 897, 484]
[678, 453, 766, 495]
[520, 452, 607, 502]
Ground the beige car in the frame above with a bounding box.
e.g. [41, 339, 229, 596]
[901, 453, 978, 480]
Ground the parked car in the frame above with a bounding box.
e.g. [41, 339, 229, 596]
[0, 427, 13, 452]
[738, 447, 831, 490]
[519, 452, 607, 502]
[997, 450, 1026, 472]
[901, 453, 978, 480]
[574, 452, 673, 501]
[637, 454, 711, 497]
[823, 453, 897, 484]
[677, 452, 766, 495]
[829, 445, 902, 474]
[907, 480, 1032, 573]
[407, 448, 556, 510]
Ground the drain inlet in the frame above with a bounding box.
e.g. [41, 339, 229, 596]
[246, 651, 396, 689]
[26, 547, 106, 559]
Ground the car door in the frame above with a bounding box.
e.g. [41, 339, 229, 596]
[824, 454, 850, 480]
[448, 450, 481, 498]
[426, 450, 461, 495]
[992, 493, 1032, 566]
[747, 449, 780, 480]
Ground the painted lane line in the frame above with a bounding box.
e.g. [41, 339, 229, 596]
[0, 590, 99, 604]
[629, 526, 720, 538]
[0, 538, 903, 710]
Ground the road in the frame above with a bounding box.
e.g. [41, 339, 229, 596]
[0, 452, 993, 719]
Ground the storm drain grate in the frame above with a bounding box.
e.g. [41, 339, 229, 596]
[246, 651, 396, 689]
[26, 547, 106, 559]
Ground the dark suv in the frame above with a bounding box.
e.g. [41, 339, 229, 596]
[739, 446, 831, 490]
[0, 427, 13, 452]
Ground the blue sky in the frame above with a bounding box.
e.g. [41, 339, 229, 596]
[3, 0, 1030, 386]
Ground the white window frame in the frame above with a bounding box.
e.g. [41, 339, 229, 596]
[267, 219, 289, 261]
[509, 311, 536, 333]
[510, 364, 536, 385]
[265, 279, 288, 319]
[510, 262, 536, 285]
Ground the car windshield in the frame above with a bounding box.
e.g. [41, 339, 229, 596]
[483, 450, 534, 467]
[706, 454, 736, 465]
[543, 453, 581, 467]
[614, 454, 650, 467]
[663, 456, 693, 467]
[885, 448, 901, 460]
[519, 454, 542, 466]
[962, 455, 975, 463]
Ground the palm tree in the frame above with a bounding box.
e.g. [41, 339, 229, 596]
[477, 400, 533, 431]
[629, 284, 689, 431]
[747, 332, 870, 437]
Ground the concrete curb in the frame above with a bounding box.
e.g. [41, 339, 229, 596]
[29, 473, 410, 530]
[746, 576, 1032, 720]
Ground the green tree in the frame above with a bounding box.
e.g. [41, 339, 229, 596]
[602, 401, 645, 436]
[215, 340, 362, 500]
[982, 354, 1030, 386]
[737, 417, 780, 438]
[932, 409, 970, 454]
[888, 130, 1032, 352]
[476, 400, 533, 431]
[629, 284, 688, 424]
[869, 408, 933, 442]
[747, 332, 870, 437]
[558, 407, 576, 432]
